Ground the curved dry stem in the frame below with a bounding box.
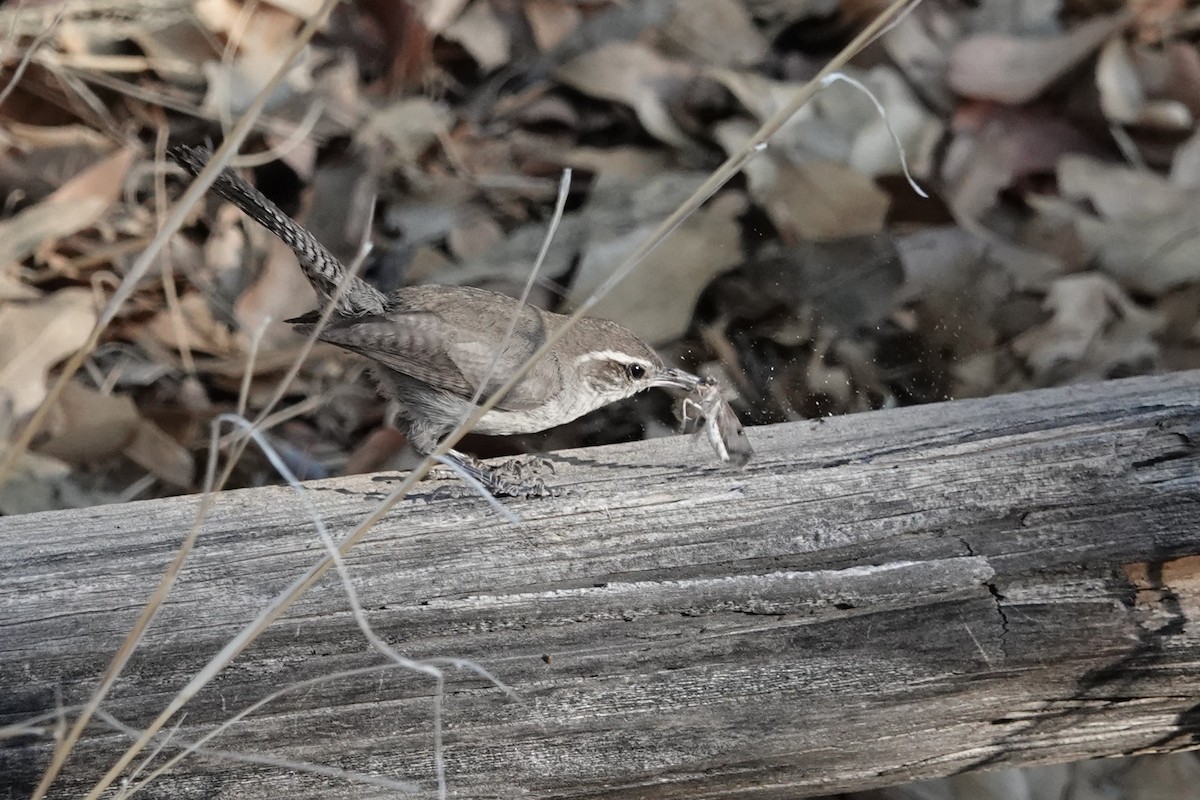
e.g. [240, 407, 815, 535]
[43, 3, 917, 795]
[0, 3, 64, 110]
[72, 194, 375, 800]
[26, 1, 345, 796]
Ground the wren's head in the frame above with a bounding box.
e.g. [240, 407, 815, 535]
[567, 319, 700, 411]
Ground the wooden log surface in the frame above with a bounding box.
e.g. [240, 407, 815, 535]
[3, 370, 1200, 799]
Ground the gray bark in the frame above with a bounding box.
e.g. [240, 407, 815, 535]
[2, 370, 1199, 799]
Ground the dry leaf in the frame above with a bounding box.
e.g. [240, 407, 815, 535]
[124, 420, 195, 488]
[125, 20, 221, 86]
[882, 3, 957, 111]
[1012, 274, 1163, 383]
[410, 0, 471, 33]
[1054, 156, 1200, 293]
[659, 0, 767, 68]
[197, 0, 311, 116]
[1097, 36, 1193, 129]
[145, 292, 241, 356]
[0, 448, 81, 516]
[1170, 128, 1200, 189]
[567, 192, 746, 345]
[561, 146, 674, 181]
[942, 107, 1095, 221]
[0, 146, 136, 270]
[1075, 211, 1200, 294]
[360, 97, 450, 163]
[2, 122, 112, 150]
[234, 237, 321, 351]
[443, 0, 511, 70]
[440, 214, 585, 287]
[0, 200, 108, 271]
[261, 0, 325, 18]
[0, 288, 96, 419]
[845, 68, 943, 180]
[525, 0, 581, 51]
[0, 271, 39, 302]
[446, 209, 505, 260]
[556, 41, 695, 148]
[712, 66, 940, 180]
[711, 71, 850, 163]
[743, 154, 890, 241]
[948, 13, 1126, 104]
[1058, 155, 1188, 219]
[38, 382, 195, 487]
[37, 381, 141, 463]
[44, 144, 136, 207]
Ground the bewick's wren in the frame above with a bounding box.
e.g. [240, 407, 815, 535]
[171, 146, 705, 496]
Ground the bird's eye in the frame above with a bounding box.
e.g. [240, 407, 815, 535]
[626, 363, 646, 380]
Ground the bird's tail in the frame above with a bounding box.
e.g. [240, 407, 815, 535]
[169, 145, 387, 317]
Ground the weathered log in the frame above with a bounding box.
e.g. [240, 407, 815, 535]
[2, 370, 1199, 799]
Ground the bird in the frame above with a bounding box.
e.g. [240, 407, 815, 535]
[170, 145, 703, 496]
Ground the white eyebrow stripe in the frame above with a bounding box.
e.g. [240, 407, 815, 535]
[575, 350, 653, 366]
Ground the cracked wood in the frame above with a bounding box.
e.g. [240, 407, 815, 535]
[2, 370, 1199, 799]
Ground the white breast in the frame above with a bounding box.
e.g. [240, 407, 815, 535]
[472, 385, 628, 435]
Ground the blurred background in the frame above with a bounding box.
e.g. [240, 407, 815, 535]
[1, 0, 1198, 796]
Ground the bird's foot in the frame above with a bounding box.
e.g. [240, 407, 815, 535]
[492, 455, 556, 482]
[435, 452, 557, 499]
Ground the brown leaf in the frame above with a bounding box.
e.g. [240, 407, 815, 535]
[360, 98, 450, 162]
[712, 67, 940, 182]
[943, 107, 1095, 221]
[36, 382, 140, 464]
[234, 237, 320, 351]
[1053, 155, 1200, 293]
[1076, 211, 1200, 294]
[659, 0, 767, 68]
[443, 0, 511, 70]
[949, 13, 1127, 104]
[1012, 274, 1164, 383]
[525, 0, 581, 51]
[746, 156, 890, 242]
[555, 42, 695, 147]
[1058, 155, 1188, 219]
[411, 0, 471, 33]
[196, 0, 308, 116]
[0, 288, 96, 419]
[1097, 36, 1193, 129]
[0, 200, 107, 271]
[0, 449, 81, 515]
[567, 192, 746, 345]
[0, 146, 137, 271]
[145, 292, 241, 356]
[1170, 128, 1200, 189]
[44, 144, 136, 207]
[124, 420, 195, 488]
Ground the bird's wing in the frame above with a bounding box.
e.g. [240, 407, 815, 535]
[298, 313, 561, 411]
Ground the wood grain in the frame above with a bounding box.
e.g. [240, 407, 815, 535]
[3, 370, 1199, 799]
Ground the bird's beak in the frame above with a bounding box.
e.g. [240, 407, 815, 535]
[652, 367, 703, 392]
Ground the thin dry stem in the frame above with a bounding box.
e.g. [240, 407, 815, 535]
[154, 125, 197, 376]
[230, 100, 326, 168]
[0, 3, 64, 109]
[73, 8, 917, 795]
[97, 710, 422, 794]
[464, 167, 573, 417]
[74, 204, 373, 800]
[237, 319, 271, 421]
[121, 664, 399, 796]
[37, 3, 916, 794]
[121, 413, 515, 797]
[26, 1, 345, 795]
